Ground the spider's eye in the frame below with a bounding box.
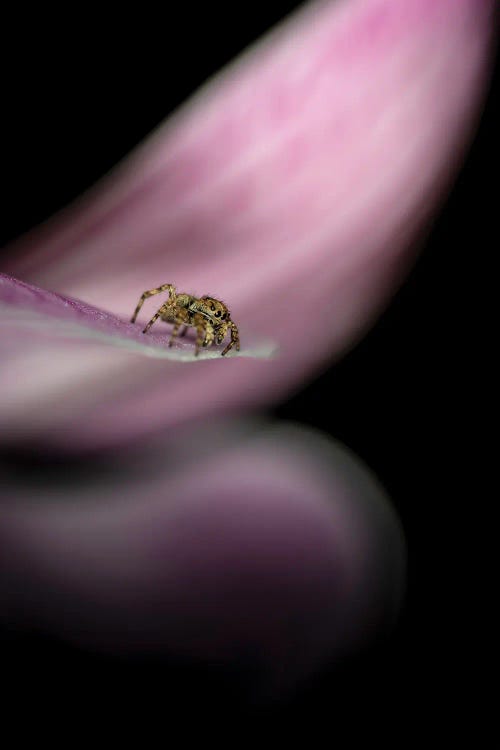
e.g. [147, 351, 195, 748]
[215, 310, 221, 317]
[210, 304, 215, 311]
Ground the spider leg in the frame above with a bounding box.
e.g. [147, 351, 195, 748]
[192, 313, 212, 356]
[168, 320, 182, 345]
[143, 303, 170, 334]
[131, 283, 176, 323]
[168, 307, 191, 348]
[202, 323, 216, 348]
[221, 321, 240, 356]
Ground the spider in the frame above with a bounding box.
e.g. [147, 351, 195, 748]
[131, 283, 240, 356]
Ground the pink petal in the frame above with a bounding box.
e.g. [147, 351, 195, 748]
[1, 0, 495, 449]
[0, 272, 273, 444]
[0, 422, 405, 697]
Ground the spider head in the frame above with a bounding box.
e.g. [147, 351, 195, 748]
[199, 296, 231, 327]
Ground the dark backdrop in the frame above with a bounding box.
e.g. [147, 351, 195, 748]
[1, 1, 496, 729]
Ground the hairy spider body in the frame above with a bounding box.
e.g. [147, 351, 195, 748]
[131, 283, 240, 356]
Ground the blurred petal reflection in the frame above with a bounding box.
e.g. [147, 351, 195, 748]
[0, 421, 405, 696]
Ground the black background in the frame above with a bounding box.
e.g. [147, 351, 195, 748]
[1, 1, 497, 730]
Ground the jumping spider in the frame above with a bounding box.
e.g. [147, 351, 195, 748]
[131, 283, 240, 356]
